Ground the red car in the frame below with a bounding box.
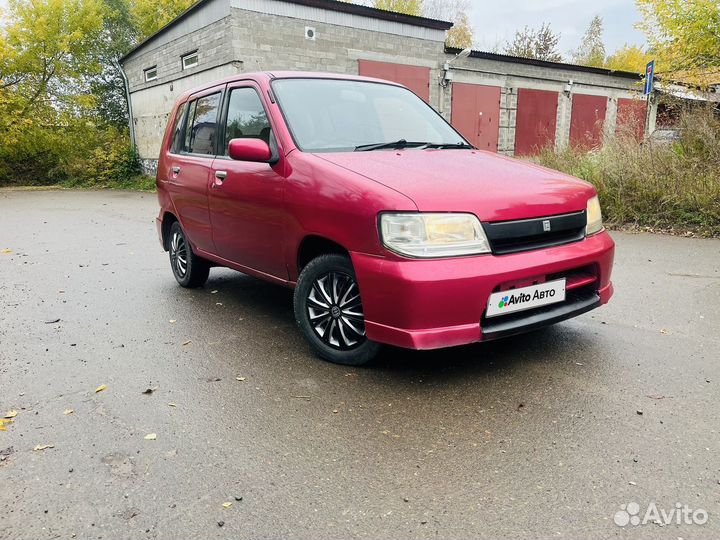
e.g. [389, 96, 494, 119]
[156, 71, 614, 365]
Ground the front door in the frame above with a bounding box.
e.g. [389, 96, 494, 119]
[208, 82, 287, 279]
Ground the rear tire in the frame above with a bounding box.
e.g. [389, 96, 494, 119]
[294, 254, 381, 366]
[168, 221, 210, 288]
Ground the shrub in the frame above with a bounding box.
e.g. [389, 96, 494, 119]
[534, 106, 720, 236]
[0, 122, 145, 189]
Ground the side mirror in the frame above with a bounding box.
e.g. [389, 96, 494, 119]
[228, 138, 272, 162]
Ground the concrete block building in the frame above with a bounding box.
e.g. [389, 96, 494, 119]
[120, 0, 653, 172]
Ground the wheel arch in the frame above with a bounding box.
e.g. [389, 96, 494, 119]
[296, 235, 350, 276]
[161, 212, 179, 251]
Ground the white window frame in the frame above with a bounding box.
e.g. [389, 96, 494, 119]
[181, 52, 199, 70]
[144, 66, 157, 82]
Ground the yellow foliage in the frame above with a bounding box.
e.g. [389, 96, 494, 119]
[606, 44, 652, 73]
[373, 0, 423, 17]
[131, 0, 196, 38]
[447, 10, 473, 49]
[637, 0, 720, 87]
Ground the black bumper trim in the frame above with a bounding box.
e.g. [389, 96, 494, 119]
[481, 293, 601, 341]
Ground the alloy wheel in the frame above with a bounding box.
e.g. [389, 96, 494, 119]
[170, 231, 188, 278]
[306, 271, 366, 350]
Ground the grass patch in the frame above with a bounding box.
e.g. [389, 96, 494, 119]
[60, 174, 156, 191]
[534, 106, 720, 237]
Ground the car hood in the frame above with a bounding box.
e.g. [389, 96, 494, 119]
[314, 149, 595, 222]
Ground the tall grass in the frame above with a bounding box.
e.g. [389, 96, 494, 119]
[535, 107, 720, 236]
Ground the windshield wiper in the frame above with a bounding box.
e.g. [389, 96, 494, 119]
[354, 140, 429, 152]
[354, 140, 474, 152]
[418, 142, 474, 149]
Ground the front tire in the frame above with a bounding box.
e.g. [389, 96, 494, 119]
[168, 221, 210, 288]
[294, 254, 381, 366]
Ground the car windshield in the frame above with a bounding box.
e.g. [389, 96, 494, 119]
[271, 78, 469, 152]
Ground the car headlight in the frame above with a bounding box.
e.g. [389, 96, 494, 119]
[586, 195, 604, 236]
[379, 213, 491, 258]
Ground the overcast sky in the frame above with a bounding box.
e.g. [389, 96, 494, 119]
[468, 0, 647, 57]
[0, 0, 647, 58]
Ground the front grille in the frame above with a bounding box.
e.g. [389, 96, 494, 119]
[482, 210, 586, 255]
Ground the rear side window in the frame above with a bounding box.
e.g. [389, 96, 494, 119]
[223, 87, 272, 152]
[170, 102, 187, 153]
[183, 92, 221, 155]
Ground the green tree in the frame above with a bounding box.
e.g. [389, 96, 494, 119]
[90, 0, 141, 127]
[637, 0, 720, 86]
[2, 0, 105, 114]
[504, 23, 563, 62]
[572, 15, 606, 67]
[373, 0, 423, 16]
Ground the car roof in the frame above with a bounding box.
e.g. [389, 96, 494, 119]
[176, 70, 404, 102]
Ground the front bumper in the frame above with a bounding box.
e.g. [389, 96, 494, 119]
[351, 230, 615, 349]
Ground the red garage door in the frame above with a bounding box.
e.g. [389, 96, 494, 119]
[515, 88, 558, 156]
[570, 94, 608, 149]
[451, 83, 501, 152]
[358, 60, 430, 103]
[616, 98, 647, 141]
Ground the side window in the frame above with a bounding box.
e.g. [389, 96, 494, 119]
[223, 87, 271, 153]
[182, 100, 197, 153]
[187, 92, 221, 155]
[170, 102, 187, 153]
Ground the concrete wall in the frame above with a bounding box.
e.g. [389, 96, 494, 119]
[121, 0, 652, 169]
[122, 0, 447, 164]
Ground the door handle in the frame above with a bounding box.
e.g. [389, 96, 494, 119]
[212, 170, 227, 188]
[171, 166, 180, 173]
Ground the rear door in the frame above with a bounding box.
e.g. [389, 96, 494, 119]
[166, 84, 224, 253]
[208, 81, 287, 279]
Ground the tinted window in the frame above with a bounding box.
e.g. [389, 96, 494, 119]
[170, 102, 187, 153]
[187, 93, 221, 155]
[271, 79, 466, 152]
[223, 88, 271, 152]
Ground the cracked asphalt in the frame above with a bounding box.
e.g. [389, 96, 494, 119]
[1, 189, 719, 540]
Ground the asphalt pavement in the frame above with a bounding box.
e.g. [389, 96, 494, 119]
[1, 189, 719, 539]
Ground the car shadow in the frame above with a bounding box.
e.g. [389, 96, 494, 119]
[199, 269, 600, 380]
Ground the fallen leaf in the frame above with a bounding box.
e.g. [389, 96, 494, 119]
[144, 433, 157, 440]
[169, 319, 176, 323]
[216, 302, 223, 306]
[0, 419, 13, 431]
[211, 290, 218, 294]
[222, 502, 233, 509]
[63, 409, 74, 415]
[1, 248, 12, 254]
[58, 289, 65, 293]
[660, 328, 669, 334]
[141, 387, 158, 395]
[44, 318, 61, 324]
[182, 340, 192, 346]
[168, 402, 177, 407]
[34, 444, 54, 451]
[236, 377, 246, 382]
[95, 384, 107, 393]
[4, 410, 17, 419]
